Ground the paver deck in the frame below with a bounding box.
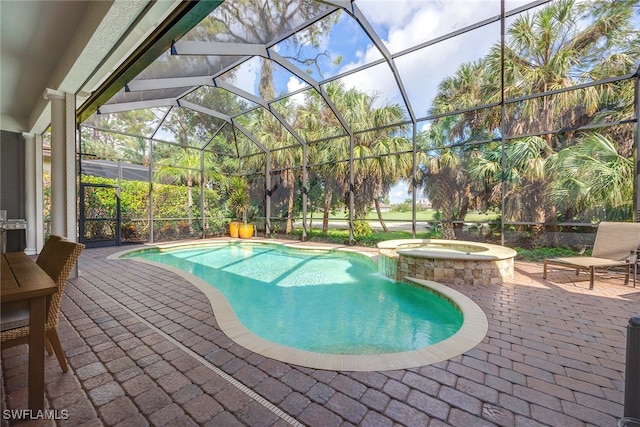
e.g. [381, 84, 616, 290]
[2, 240, 638, 426]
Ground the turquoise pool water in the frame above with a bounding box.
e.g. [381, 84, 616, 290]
[129, 243, 463, 355]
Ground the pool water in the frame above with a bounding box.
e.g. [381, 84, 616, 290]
[130, 243, 463, 355]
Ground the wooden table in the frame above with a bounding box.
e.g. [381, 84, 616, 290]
[1, 252, 57, 410]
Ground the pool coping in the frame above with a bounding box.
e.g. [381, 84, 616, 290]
[108, 238, 488, 371]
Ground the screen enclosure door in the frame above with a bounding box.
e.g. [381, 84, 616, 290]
[79, 183, 121, 247]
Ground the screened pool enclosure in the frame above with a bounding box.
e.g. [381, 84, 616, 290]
[75, 0, 640, 247]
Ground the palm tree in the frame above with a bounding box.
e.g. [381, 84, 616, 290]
[417, 116, 479, 240]
[310, 82, 412, 228]
[154, 103, 232, 231]
[422, 61, 502, 240]
[548, 133, 633, 221]
[431, 60, 493, 139]
[226, 176, 251, 223]
[468, 136, 553, 228]
[368, 135, 414, 232]
[483, 0, 637, 147]
[350, 109, 412, 227]
[241, 105, 303, 233]
[426, 59, 495, 239]
[428, 0, 638, 235]
[297, 85, 350, 233]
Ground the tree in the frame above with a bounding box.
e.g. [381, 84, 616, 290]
[367, 134, 414, 232]
[417, 114, 483, 240]
[154, 148, 202, 228]
[226, 176, 251, 223]
[487, 0, 637, 227]
[427, 60, 494, 239]
[469, 136, 553, 227]
[192, 0, 339, 99]
[299, 82, 412, 232]
[548, 133, 633, 221]
[81, 109, 159, 164]
[297, 84, 350, 233]
[240, 104, 303, 233]
[428, 0, 639, 236]
[483, 0, 637, 147]
[154, 107, 226, 229]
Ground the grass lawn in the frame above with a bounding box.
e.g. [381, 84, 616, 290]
[290, 209, 582, 262]
[289, 228, 581, 262]
[308, 209, 500, 222]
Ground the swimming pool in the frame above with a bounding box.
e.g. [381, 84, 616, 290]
[113, 240, 488, 370]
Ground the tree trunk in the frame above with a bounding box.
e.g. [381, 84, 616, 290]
[454, 182, 471, 239]
[439, 184, 456, 240]
[545, 204, 559, 247]
[259, 61, 275, 99]
[529, 182, 548, 244]
[285, 184, 294, 233]
[374, 198, 389, 233]
[322, 187, 333, 233]
[187, 178, 193, 228]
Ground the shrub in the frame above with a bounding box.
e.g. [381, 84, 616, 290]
[177, 221, 192, 237]
[353, 220, 372, 237]
[393, 203, 411, 212]
[121, 222, 140, 240]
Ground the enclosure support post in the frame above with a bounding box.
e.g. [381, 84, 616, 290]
[633, 67, 638, 222]
[265, 152, 271, 237]
[411, 123, 417, 238]
[301, 143, 308, 241]
[46, 89, 68, 238]
[149, 135, 154, 244]
[200, 149, 205, 239]
[499, 0, 506, 246]
[348, 134, 355, 245]
[624, 316, 640, 420]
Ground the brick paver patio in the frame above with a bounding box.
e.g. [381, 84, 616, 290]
[2, 241, 638, 426]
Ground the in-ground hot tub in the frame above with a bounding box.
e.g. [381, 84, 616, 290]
[378, 239, 517, 285]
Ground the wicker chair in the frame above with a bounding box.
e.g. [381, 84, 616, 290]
[36, 234, 64, 268]
[1, 240, 85, 372]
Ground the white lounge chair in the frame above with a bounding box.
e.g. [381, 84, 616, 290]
[543, 222, 640, 290]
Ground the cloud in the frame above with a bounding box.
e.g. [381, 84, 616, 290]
[336, 0, 503, 116]
[357, 0, 425, 31]
[222, 57, 259, 98]
[389, 180, 410, 203]
[286, 76, 307, 106]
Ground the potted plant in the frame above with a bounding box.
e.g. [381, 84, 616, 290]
[238, 216, 254, 239]
[227, 176, 253, 238]
[229, 220, 242, 238]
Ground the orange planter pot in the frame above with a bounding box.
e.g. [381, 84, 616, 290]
[229, 221, 241, 238]
[239, 223, 254, 239]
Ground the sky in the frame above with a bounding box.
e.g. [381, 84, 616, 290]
[333, 0, 526, 203]
[279, 0, 534, 114]
[234, 0, 537, 203]
[233, 0, 527, 113]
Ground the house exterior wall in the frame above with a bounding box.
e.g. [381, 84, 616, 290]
[0, 131, 26, 251]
